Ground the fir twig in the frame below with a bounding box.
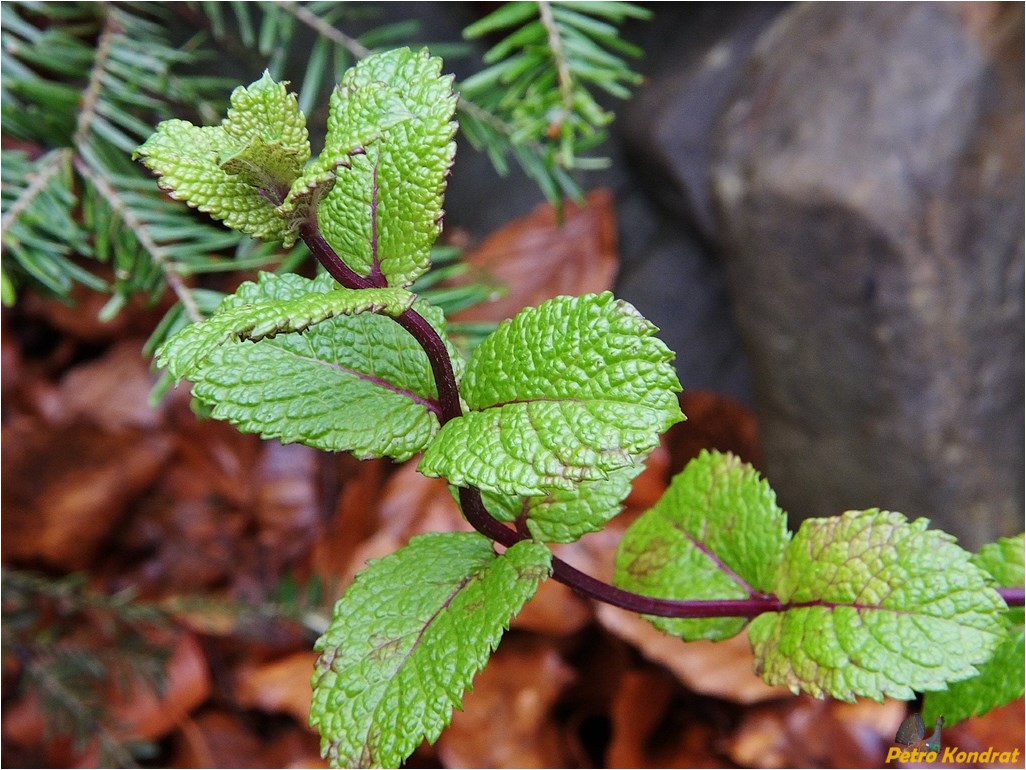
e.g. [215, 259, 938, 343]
[73, 157, 203, 322]
[272, 0, 370, 58]
[0, 149, 68, 239]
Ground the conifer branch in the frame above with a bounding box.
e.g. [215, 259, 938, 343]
[72, 8, 119, 148]
[537, 1, 575, 122]
[0, 149, 68, 240]
[74, 157, 203, 322]
[272, 0, 370, 58]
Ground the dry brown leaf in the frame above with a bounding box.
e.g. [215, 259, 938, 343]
[607, 667, 733, 768]
[56, 340, 167, 431]
[2, 630, 210, 765]
[667, 389, 762, 473]
[108, 630, 212, 742]
[165, 406, 264, 507]
[1, 418, 172, 569]
[453, 188, 619, 324]
[107, 411, 318, 597]
[512, 578, 592, 636]
[833, 698, 908, 759]
[606, 667, 678, 767]
[113, 460, 253, 594]
[309, 456, 391, 587]
[253, 442, 323, 562]
[264, 727, 327, 769]
[234, 651, 319, 725]
[596, 604, 789, 705]
[170, 710, 265, 769]
[337, 462, 472, 589]
[0, 697, 101, 769]
[436, 634, 575, 768]
[725, 696, 904, 768]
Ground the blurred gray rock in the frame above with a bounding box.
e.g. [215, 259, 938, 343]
[622, 3, 785, 242]
[710, 3, 1024, 547]
[612, 5, 793, 403]
[614, 195, 752, 402]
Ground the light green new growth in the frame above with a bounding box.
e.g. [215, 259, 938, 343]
[749, 510, 1007, 702]
[278, 84, 416, 230]
[481, 462, 645, 544]
[136, 72, 309, 244]
[310, 532, 552, 769]
[614, 450, 790, 641]
[318, 48, 457, 287]
[923, 533, 1025, 725]
[158, 272, 414, 380]
[419, 292, 683, 496]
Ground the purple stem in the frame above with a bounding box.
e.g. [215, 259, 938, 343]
[1000, 586, 1024, 607]
[301, 224, 1026, 618]
[301, 223, 375, 291]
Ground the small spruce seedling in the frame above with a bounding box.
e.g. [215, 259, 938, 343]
[137, 48, 1025, 768]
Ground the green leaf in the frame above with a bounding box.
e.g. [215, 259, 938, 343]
[419, 293, 682, 496]
[160, 274, 459, 460]
[749, 510, 1007, 702]
[318, 48, 457, 287]
[218, 134, 306, 191]
[923, 533, 1025, 725]
[278, 83, 417, 231]
[971, 532, 1025, 588]
[310, 532, 552, 769]
[157, 271, 413, 380]
[135, 71, 309, 243]
[614, 450, 791, 641]
[481, 461, 645, 544]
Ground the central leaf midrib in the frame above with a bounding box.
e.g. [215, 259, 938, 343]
[359, 566, 484, 761]
[674, 521, 760, 598]
[281, 347, 440, 415]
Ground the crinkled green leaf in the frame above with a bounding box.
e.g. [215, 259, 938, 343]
[318, 48, 457, 287]
[749, 510, 1007, 702]
[310, 532, 552, 769]
[480, 461, 645, 544]
[219, 135, 307, 191]
[277, 164, 341, 237]
[322, 77, 418, 162]
[419, 292, 683, 496]
[923, 533, 1024, 725]
[278, 83, 417, 232]
[163, 282, 459, 461]
[220, 71, 309, 153]
[971, 532, 1025, 588]
[157, 272, 413, 380]
[136, 72, 308, 243]
[614, 450, 790, 641]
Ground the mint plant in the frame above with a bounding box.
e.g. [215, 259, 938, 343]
[138, 48, 1025, 768]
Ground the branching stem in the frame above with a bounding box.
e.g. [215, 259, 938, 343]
[301, 226, 1026, 617]
[300, 221, 375, 291]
